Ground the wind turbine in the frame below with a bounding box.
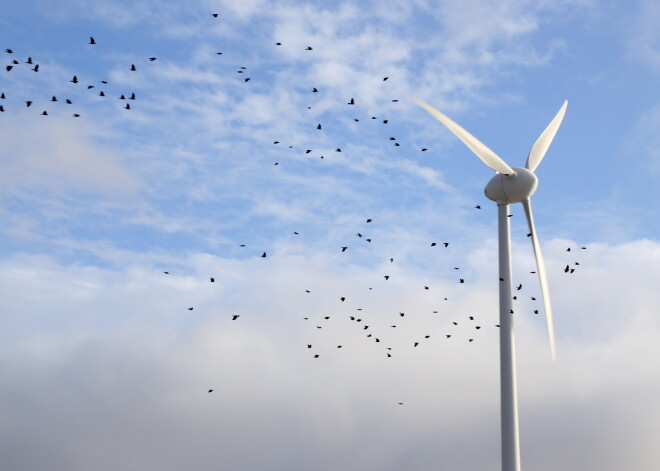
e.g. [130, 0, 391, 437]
[414, 97, 567, 471]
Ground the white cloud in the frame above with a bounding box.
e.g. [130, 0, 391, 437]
[1, 238, 659, 470]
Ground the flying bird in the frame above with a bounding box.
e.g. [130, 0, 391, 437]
[232, 315, 239, 320]
[89, 37, 96, 44]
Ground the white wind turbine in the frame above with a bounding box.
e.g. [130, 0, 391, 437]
[414, 97, 567, 471]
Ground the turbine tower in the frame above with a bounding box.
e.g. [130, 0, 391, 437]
[414, 97, 567, 471]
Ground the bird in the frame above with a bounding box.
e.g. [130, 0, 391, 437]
[0, 106, 4, 112]
[341, 247, 348, 252]
[89, 37, 96, 44]
[459, 278, 464, 283]
[72, 114, 80, 118]
[130, 64, 136, 71]
[475, 205, 481, 209]
[444, 242, 449, 247]
[51, 96, 57, 102]
[384, 275, 390, 280]
[316, 124, 322, 130]
[208, 389, 213, 393]
[149, 57, 157, 61]
[41, 110, 47, 115]
[314, 354, 319, 358]
[383, 77, 389, 81]
[210, 278, 215, 282]
[129, 93, 135, 100]
[0, 93, 4, 99]
[70, 75, 78, 83]
[124, 103, 130, 110]
[312, 87, 318, 92]
[261, 252, 267, 258]
[212, 13, 219, 17]
[516, 284, 522, 290]
[306, 46, 313, 50]
[5, 49, 13, 53]
[5, 65, 13, 72]
[188, 307, 193, 311]
[25, 101, 32, 107]
[232, 315, 239, 320]
[564, 265, 569, 273]
[347, 98, 355, 105]
[366, 218, 372, 223]
[65, 99, 72, 104]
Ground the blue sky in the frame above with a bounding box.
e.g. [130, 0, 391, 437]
[1, 1, 660, 470]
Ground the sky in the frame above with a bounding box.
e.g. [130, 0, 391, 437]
[1, 0, 660, 470]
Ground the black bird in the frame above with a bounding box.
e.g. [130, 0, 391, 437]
[51, 96, 57, 102]
[5, 49, 13, 53]
[312, 87, 318, 92]
[341, 247, 348, 252]
[130, 64, 136, 71]
[99, 91, 105, 96]
[475, 205, 481, 209]
[564, 265, 569, 273]
[212, 13, 219, 17]
[275, 42, 282, 45]
[317, 124, 322, 130]
[119, 94, 126, 99]
[26, 57, 32, 64]
[244, 78, 250, 82]
[340, 297, 345, 302]
[383, 120, 389, 123]
[124, 103, 130, 110]
[516, 284, 522, 290]
[232, 315, 239, 320]
[210, 278, 215, 282]
[208, 389, 213, 393]
[129, 93, 136, 100]
[421, 148, 428, 151]
[459, 279, 464, 283]
[307, 344, 312, 348]
[443, 242, 449, 247]
[65, 99, 72, 104]
[534, 310, 539, 314]
[384, 275, 390, 280]
[41, 110, 48, 115]
[0, 93, 4, 99]
[383, 77, 389, 81]
[188, 307, 193, 311]
[314, 354, 319, 358]
[70, 75, 78, 83]
[347, 98, 355, 105]
[0, 106, 4, 112]
[25, 101, 32, 107]
[87, 85, 95, 89]
[72, 113, 80, 118]
[163, 272, 170, 274]
[366, 218, 372, 223]
[431, 242, 437, 246]
[306, 46, 313, 50]
[414, 342, 419, 347]
[261, 252, 267, 258]
[149, 57, 157, 61]
[89, 37, 96, 45]
[6, 65, 13, 72]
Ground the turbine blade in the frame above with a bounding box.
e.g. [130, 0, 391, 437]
[522, 199, 556, 361]
[414, 97, 514, 175]
[525, 100, 568, 172]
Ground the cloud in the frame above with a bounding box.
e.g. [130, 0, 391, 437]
[1, 237, 659, 470]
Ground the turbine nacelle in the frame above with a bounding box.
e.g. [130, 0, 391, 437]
[485, 167, 538, 204]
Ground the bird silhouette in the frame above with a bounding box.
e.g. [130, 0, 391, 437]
[232, 315, 239, 320]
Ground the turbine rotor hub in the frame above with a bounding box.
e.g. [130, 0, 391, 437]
[484, 167, 538, 204]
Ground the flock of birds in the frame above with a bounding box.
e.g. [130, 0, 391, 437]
[3, 12, 588, 400]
